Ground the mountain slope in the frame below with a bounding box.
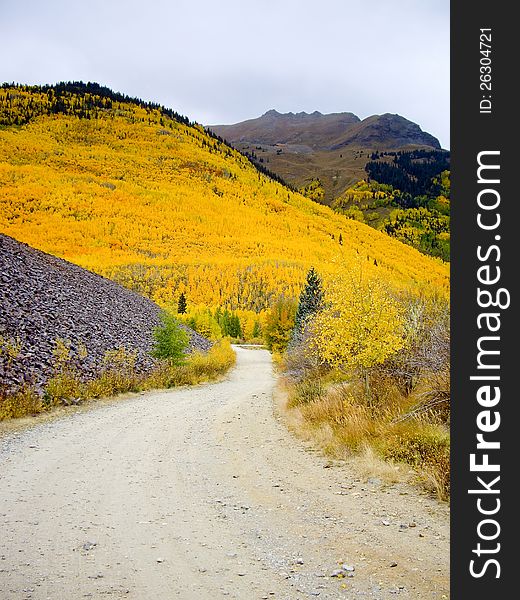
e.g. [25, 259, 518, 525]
[330, 113, 441, 149]
[209, 110, 442, 202]
[0, 83, 448, 314]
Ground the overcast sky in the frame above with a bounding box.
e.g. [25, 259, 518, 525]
[0, 0, 450, 148]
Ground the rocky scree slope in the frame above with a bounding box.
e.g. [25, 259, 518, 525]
[0, 234, 210, 394]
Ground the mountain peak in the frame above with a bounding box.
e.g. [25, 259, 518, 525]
[210, 110, 361, 148]
[262, 109, 325, 119]
[209, 108, 443, 202]
[337, 113, 441, 150]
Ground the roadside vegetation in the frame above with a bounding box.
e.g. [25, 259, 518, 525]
[274, 264, 450, 500]
[0, 314, 235, 421]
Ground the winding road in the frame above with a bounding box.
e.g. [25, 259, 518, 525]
[0, 348, 449, 599]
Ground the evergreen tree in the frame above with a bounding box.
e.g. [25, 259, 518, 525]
[218, 309, 242, 338]
[252, 320, 262, 339]
[294, 267, 324, 334]
[220, 309, 231, 335]
[229, 314, 242, 339]
[177, 292, 187, 314]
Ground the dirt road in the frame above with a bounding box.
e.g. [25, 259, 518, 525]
[0, 348, 449, 599]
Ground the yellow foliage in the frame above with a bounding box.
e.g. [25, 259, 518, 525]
[312, 262, 406, 371]
[0, 86, 449, 314]
[180, 307, 222, 341]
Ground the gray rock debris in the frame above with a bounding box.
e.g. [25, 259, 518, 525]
[0, 234, 211, 394]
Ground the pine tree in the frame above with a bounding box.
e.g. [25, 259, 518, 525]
[177, 292, 187, 314]
[218, 310, 242, 338]
[220, 309, 231, 335]
[252, 320, 262, 339]
[228, 314, 242, 339]
[294, 267, 324, 334]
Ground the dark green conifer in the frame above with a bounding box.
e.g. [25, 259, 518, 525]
[252, 321, 262, 339]
[177, 292, 187, 314]
[294, 267, 324, 333]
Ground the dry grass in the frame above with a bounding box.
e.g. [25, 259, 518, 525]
[0, 340, 236, 422]
[353, 446, 403, 484]
[283, 373, 450, 500]
[378, 418, 450, 499]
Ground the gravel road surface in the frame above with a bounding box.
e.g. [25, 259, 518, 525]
[0, 348, 449, 599]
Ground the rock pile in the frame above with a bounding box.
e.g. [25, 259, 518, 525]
[0, 234, 210, 393]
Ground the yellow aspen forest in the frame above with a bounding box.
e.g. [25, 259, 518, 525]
[0, 85, 449, 319]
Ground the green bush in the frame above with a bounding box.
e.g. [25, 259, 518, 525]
[152, 312, 189, 364]
[183, 309, 222, 340]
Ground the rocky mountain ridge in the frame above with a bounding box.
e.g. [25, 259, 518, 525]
[210, 110, 440, 151]
[209, 110, 442, 201]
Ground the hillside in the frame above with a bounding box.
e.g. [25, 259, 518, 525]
[0, 83, 448, 319]
[0, 234, 209, 394]
[209, 110, 442, 202]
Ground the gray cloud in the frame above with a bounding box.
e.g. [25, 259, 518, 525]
[0, 0, 449, 147]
